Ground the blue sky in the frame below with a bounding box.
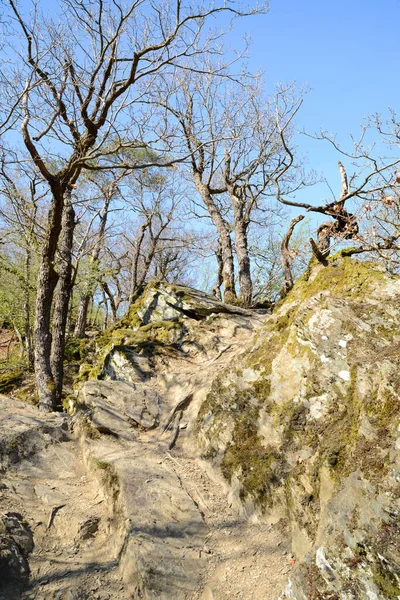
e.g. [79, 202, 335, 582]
[228, 0, 400, 206]
[10, 0, 400, 210]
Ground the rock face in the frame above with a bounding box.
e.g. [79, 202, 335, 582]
[103, 347, 153, 383]
[79, 379, 161, 436]
[0, 395, 68, 467]
[1, 264, 400, 599]
[135, 282, 254, 324]
[196, 257, 400, 599]
[0, 512, 34, 589]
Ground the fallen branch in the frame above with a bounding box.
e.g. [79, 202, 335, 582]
[47, 504, 65, 530]
[168, 410, 182, 450]
[160, 393, 193, 435]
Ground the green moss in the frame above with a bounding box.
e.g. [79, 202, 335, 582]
[221, 424, 280, 507]
[0, 368, 24, 394]
[45, 379, 57, 392]
[141, 320, 181, 332]
[74, 362, 103, 385]
[64, 337, 94, 362]
[62, 393, 77, 414]
[93, 459, 109, 470]
[371, 561, 400, 598]
[198, 376, 281, 507]
[288, 257, 386, 304]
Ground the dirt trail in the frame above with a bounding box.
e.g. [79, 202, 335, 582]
[1, 311, 292, 599]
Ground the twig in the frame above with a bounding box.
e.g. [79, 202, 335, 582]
[168, 410, 182, 450]
[202, 343, 234, 364]
[160, 393, 193, 435]
[47, 504, 65, 530]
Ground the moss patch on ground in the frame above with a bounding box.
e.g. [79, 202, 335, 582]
[0, 368, 24, 394]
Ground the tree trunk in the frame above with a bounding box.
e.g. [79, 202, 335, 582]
[74, 295, 90, 339]
[34, 184, 65, 412]
[101, 281, 117, 322]
[232, 199, 252, 306]
[13, 323, 24, 360]
[194, 175, 236, 301]
[101, 291, 109, 330]
[23, 245, 34, 370]
[50, 193, 75, 406]
[212, 239, 223, 300]
[281, 215, 305, 296]
[74, 192, 112, 338]
[129, 222, 147, 303]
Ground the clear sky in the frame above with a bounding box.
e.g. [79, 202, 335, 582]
[11, 0, 400, 209]
[228, 0, 400, 206]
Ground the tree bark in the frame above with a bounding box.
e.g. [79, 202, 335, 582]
[50, 193, 75, 405]
[280, 214, 305, 295]
[212, 239, 224, 300]
[23, 245, 34, 370]
[231, 198, 252, 306]
[74, 295, 90, 339]
[128, 222, 148, 304]
[101, 281, 117, 322]
[34, 183, 65, 412]
[194, 175, 236, 301]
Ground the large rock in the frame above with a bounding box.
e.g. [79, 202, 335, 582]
[84, 439, 207, 600]
[79, 380, 161, 437]
[103, 346, 153, 383]
[136, 282, 254, 324]
[196, 257, 400, 599]
[0, 512, 34, 598]
[0, 396, 68, 467]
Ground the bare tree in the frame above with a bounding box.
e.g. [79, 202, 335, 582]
[274, 121, 400, 262]
[1, 0, 266, 410]
[0, 159, 46, 368]
[156, 67, 305, 305]
[73, 171, 129, 337]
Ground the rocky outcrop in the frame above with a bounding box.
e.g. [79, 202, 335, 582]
[0, 512, 34, 597]
[2, 263, 399, 599]
[0, 396, 68, 467]
[79, 380, 161, 436]
[0, 397, 68, 599]
[134, 282, 255, 324]
[196, 256, 400, 599]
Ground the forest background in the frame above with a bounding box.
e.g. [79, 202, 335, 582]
[0, 0, 399, 410]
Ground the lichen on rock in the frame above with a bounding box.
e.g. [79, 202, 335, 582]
[196, 257, 400, 599]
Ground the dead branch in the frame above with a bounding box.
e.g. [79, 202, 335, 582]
[168, 410, 183, 450]
[160, 393, 193, 435]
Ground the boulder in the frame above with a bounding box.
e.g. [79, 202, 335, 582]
[0, 512, 34, 596]
[103, 346, 152, 383]
[196, 257, 400, 599]
[0, 396, 68, 467]
[136, 282, 254, 324]
[79, 380, 161, 437]
[85, 440, 207, 599]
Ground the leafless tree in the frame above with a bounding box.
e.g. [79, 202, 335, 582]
[156, 65, 306, 305]
[274, 122, 400, 263]
[1, 0, 266, 410]
[0, 158, 47, 368]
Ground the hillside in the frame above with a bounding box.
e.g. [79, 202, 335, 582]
[1, 257, 400, 599]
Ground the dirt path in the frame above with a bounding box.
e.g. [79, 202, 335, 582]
[162, 452, 293, 600]
[1, 311, 291, 599]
